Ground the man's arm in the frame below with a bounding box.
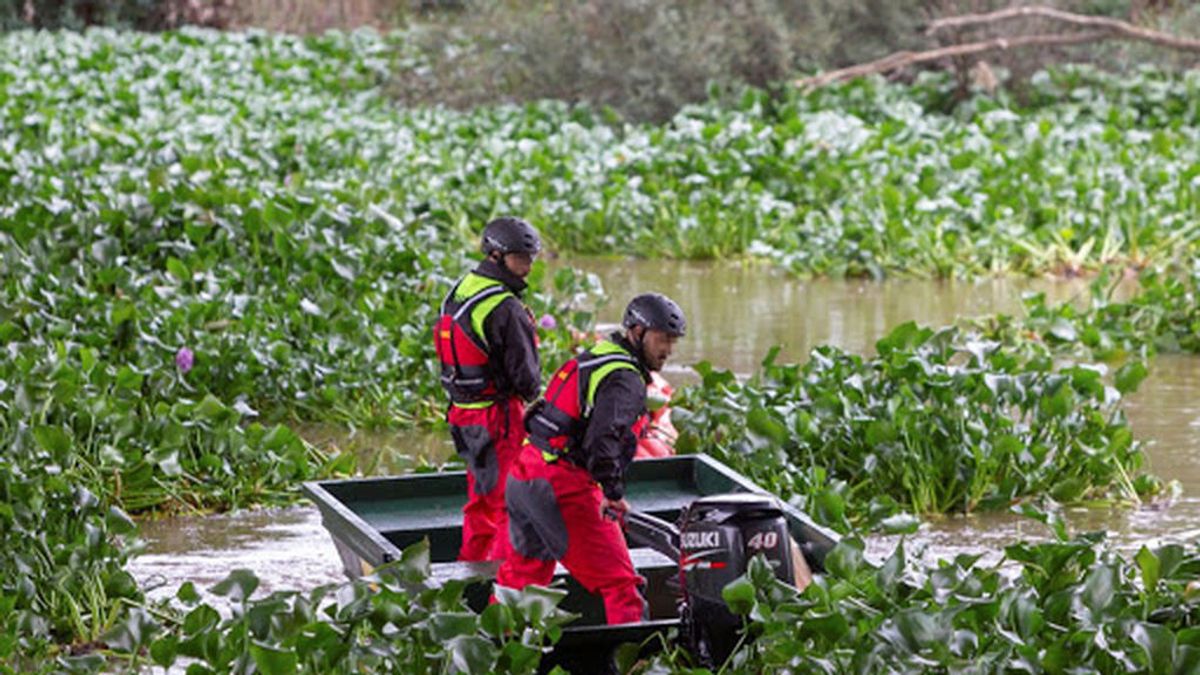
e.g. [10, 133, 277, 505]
[484, 298, 540, 401]
[582, 369, 646, 501]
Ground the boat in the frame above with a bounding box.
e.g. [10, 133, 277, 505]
[302, 453, 839, 670]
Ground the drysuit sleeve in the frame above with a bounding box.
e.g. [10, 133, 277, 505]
[483, 297, 541, 402]
[582, 368, 647, 501]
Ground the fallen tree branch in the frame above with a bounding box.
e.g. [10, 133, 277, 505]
[927, 5, 1200, 52]
[795, 31, 1107, 89]
[795, 4, 1200, 90]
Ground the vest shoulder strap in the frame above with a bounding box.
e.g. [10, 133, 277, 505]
[441, 273, 514, 350]
[579, 341, 641, 412]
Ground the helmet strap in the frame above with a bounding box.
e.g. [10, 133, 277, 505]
[628, 325, 649, 366]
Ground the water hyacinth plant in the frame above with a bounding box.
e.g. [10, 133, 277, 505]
[2, 26, 1200, 671]
[672, 318, 1158, 533]
[635, 532, 1200, 674]
[80, 540, 577, 675]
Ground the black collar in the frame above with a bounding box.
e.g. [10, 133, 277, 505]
[610, 331, 652, 382]
[474, 258, 527, 296]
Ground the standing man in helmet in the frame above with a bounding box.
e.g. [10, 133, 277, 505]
[495, 293, 686, 624]
[434, 216, 543, 561]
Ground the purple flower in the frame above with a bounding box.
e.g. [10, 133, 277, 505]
[539, 314, 557, 330]
[175, 347, 194, 374]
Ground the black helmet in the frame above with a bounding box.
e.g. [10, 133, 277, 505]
[623, 293, 687, 337]
[481, 217, 541, 256]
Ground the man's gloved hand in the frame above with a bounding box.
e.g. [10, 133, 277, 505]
[601, 497, 630, 524]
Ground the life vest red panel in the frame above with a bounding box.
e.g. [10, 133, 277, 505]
[526, 340, 644, 457]
[434, 274, 511, 403]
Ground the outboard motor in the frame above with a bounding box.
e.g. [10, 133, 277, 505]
[677, 493, 796, 666]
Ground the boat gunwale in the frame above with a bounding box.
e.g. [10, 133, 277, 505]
[303, 454, 840, 572]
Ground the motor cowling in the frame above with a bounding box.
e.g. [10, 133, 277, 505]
[678, 493, 795, 666]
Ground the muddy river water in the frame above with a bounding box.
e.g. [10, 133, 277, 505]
[129, 260, 1200, 598]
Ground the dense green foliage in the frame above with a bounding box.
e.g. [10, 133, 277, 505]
[673, 316, 1151, 533]
[2, 28, 1198, 670]
[639, 533, 1200, 673]
[673, 269, 1199, 533]
[53, 540, 576, 674]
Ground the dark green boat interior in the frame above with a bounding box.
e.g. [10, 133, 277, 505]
[304, 454, 839, 630]
[320, 459, 718, 563]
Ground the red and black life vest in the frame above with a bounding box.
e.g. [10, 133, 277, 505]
[434, 272, 514, 404]
[526, 339, 648, 459]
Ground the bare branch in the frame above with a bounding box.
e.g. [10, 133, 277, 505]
[795, 31, 1108, 90]
[926, 5, 1200, 52]
[795, 4, 1200, 90]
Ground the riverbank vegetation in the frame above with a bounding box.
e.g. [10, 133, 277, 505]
[673, 266, 1200, 533]
[3, 28, 1200, 671]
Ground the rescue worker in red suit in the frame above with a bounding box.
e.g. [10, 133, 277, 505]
[495, 293, 687, 624]
[434, 217, 542, 561]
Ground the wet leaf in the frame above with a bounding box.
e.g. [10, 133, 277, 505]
[447, 635, 496, 674]
[1131, 622, 1174, 675]
[480, 603, 513, 638]
[1137, 546, 1161, 593]
[211, 569, 260, 602]
[150, 635, 179, 667]
[747, 407, 788, 445]
[177, 581, 201, 605]
[722, 576, 756, 616]
[250, 641, 298, 675]
[824, 540, 864, 580]
[429, 612, 478, 641]
[32, 426, 71, 456]
[1115, 360, 1149, 395]
[1080, 565, 1116, 616]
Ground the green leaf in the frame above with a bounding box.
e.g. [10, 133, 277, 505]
[1115, 359, 1149, 395]
[104, 608, 159, 653]
[494, 584, 568, 625]
[428, 612, 478, 641]
[824, 540, 864, 580]
[182, 605, 220, 636]
[721, 576, 756, 616]
[177, 581, 201, 605]
[1174, 645, 1200, 675]
[894, 609, 945, 649]
[1040, 382, 1074, 419]
[115, 365, 143, 391]
[479, 603, 513, 638]
[799, 612, 849, 642]
[746, 407, 788, 445]
[194, 394, 227, 420]
[1136, 546, 1161, 593]
[1131, 622, 1174, 675]
[447, 635, 496, 675]
[1156, 544, 1185, 579]
[876, 541, 905, 593]
[150, 635, 179, 668]
[211, 569, 260, 602]
[499, 641, 541, 673]
[876, 321, 932, 356]
[1080, 564, 1115, 616]
[1050, 477, 1087, 503]
[32, 426, 71, 456]
[166, 256, 190, 282]
[815, 488, 846, 526]
[106, 506, 137, 535]
[250, 642, 298, 675]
